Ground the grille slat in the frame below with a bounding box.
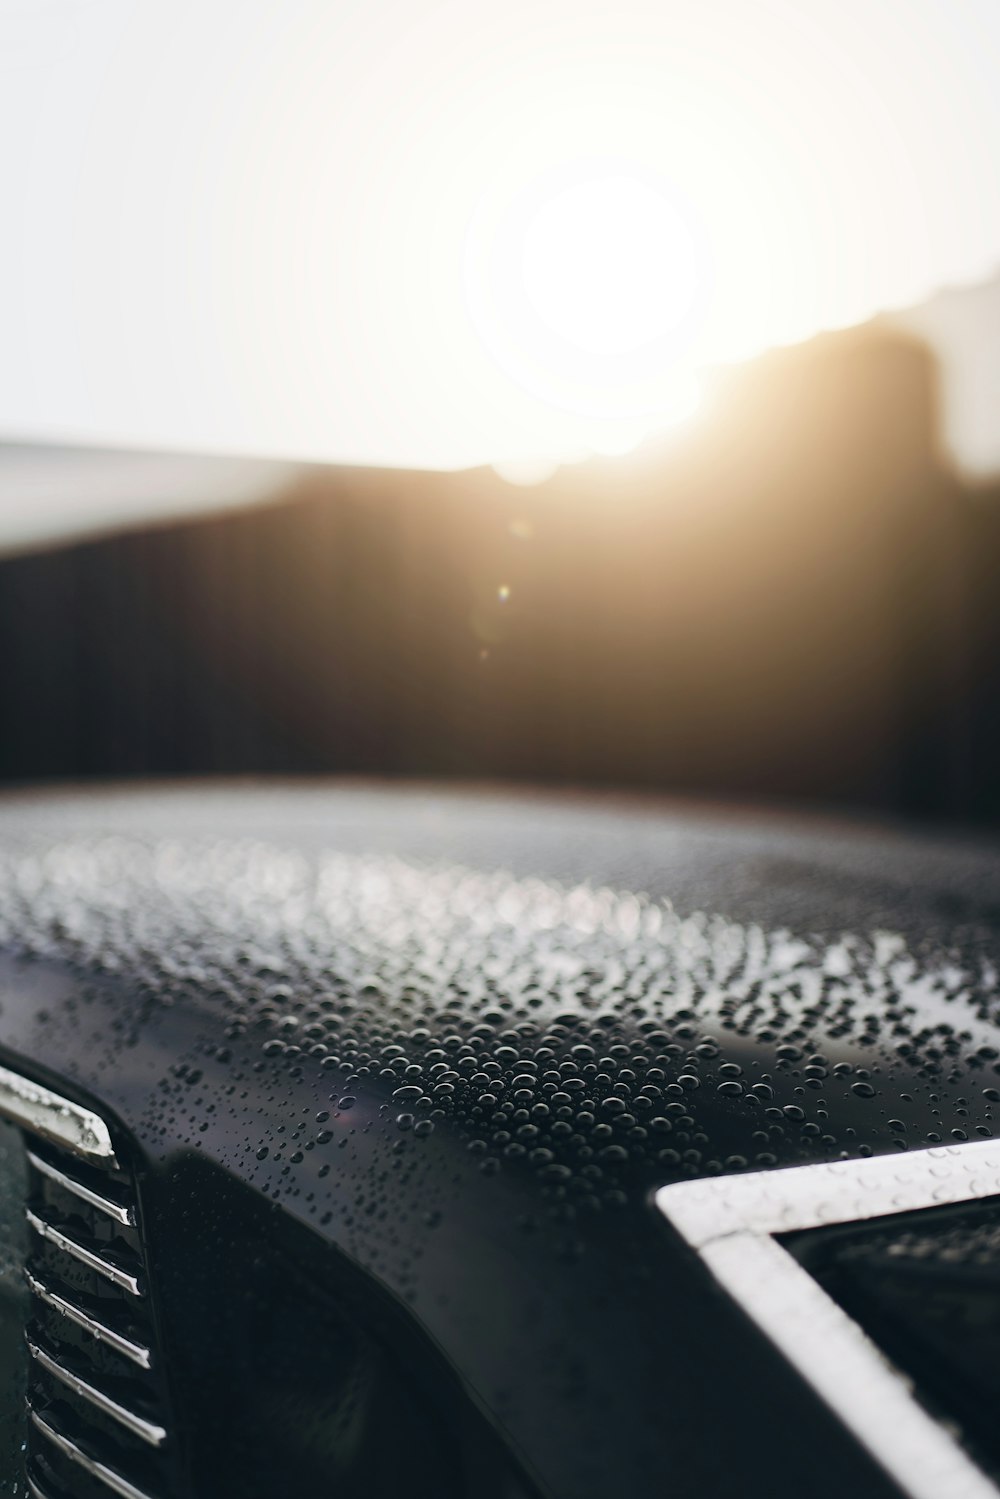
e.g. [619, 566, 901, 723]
[0, 1066, 116, 1164]
[24, 1271, 152, 1370]
[26, 1150, 135, 1228]
[27, 1339, 167, 1448]
[26, 1468, 61, 1499]
[28, 1407, 157, 1499]
[25, 1209, 143, 1297]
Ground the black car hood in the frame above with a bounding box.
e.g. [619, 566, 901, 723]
[1, 782, 999, 1499]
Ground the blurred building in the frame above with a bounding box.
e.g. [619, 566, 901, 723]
[0, 320, 997, 824]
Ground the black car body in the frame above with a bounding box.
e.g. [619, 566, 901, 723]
[2, 782, 999, 1499]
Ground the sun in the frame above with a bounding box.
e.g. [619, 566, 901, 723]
[464, 164, 710, 460]
[520, 175, 706, 359]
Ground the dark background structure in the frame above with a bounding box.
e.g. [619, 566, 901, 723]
[0, 321, 997, 824]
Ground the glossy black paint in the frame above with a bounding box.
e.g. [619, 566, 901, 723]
[1, 783, 999, 1498]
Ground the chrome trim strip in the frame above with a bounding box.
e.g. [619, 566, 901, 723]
[28, 1338, 166, 1447]
[26, 1208, 142, 1296]
[26, 1148, 134, 1227]
[29, 1407, 156, 1499]
[26, 1471, 58, 1499]
[0, 1064, 116, 1163]
[25, 1269, 151, 1369]
[656, 1139, 1000, 1499]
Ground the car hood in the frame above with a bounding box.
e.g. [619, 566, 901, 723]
[1, 782, 998, 1499]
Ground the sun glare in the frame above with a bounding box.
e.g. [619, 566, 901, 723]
[520, 176, 705, 359]
[3, 4, 1000, 472]
[464, 163, 709, 463]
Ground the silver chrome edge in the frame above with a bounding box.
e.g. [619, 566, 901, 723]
[656, 1138, 1000, 1499]
[29, 1407, 156, 1499]
[26, 1472, 58, 1499]
[25, 1269, 151, 1369]
[0, 1063, 116, 1164]
[27, 1338, 166, 1447]
[25, 1208, 142, 1296]
[26, 1148, 134, 1226]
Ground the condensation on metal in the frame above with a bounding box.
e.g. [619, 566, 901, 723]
[24, 1269, 151, 1368]
[25, 1208, 142, 1296]
[0, 1063, 116, 1163]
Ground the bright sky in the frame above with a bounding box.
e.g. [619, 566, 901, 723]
[1, 0, 999, 471]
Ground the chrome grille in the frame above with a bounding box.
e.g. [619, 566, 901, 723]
[0, 1067, 175, 1499]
